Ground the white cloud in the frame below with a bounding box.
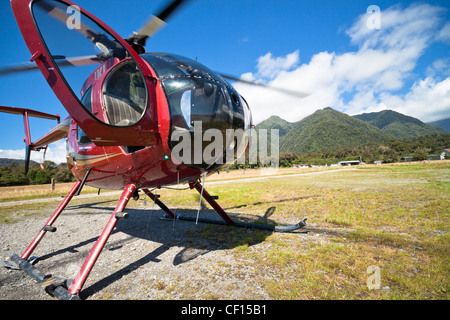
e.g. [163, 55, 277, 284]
[347, 3, 443, 50]
[437, 21, 450, 43]
[427, 57, 450, 78]
[44, 140, 68, 164]
[0, 149, 27, 161]
[255, 50, 300, 79]
[234, 3, 450, 124]
[392, 77, 450, 122]
[0, 140, 67, 164]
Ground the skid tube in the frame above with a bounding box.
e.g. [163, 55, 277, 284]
[1, 181, 137, 300]
[1, 180, 83, 299]
[9, 253, 79, 300]
[142, 181, 307, 233]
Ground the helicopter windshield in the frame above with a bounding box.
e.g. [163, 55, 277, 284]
[31, 0, 147, 127]
[142, 53, 252, 170]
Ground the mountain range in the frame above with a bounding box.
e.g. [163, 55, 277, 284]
[353, 110, 448, 139]
[428, 118, 450, 131]
[0, 158, 38, 167]
[1, 109, 447, 165]
[255, 108, 448, 155]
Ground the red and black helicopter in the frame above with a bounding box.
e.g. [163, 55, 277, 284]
[0, 0, 307, 299]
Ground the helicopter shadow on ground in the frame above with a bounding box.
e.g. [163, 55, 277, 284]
[38, 200, 295, 299]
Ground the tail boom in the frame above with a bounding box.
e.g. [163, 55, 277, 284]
[0, 106, 68, 173]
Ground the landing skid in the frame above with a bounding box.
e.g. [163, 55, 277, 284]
[5, 253, 79, 300]
[161, 214, 307, 232]
[1, 180, 136, 300]
[142, 180, 307, 233]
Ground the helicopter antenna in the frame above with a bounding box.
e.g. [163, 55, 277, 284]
[172, 167, 181, 230]
[195, 172, 207, 225]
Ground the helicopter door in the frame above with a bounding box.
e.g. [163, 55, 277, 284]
[11, 0, 158, 146]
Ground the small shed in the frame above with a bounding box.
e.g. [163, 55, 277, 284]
[338, 160, 360, 166]
[293, 164, 309, 168]
[427, 154, 442, 161]
[441, 149, 450, 159]
[401, 156, 414, 162]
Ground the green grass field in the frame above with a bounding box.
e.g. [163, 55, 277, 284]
[150, 161, 449, 299]
[1, 161, 448, 299]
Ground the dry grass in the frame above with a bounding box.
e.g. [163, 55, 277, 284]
[0, 182, 99, 202]
[1, 161, 449, 300]
[0, 166, 327, 202]
[147, 161, 449, 299]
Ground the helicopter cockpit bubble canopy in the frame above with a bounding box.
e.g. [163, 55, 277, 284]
[142, 53, 252, 171]
[11, 0, 158, 146]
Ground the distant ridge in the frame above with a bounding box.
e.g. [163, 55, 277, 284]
[255, 115, 295, 138]
[257, 108, 449, 156]
[428, 118, 450, 132]
[353, 110, 447, 139]
[279, 108, 390, 155]
[0, 158, 38, 167]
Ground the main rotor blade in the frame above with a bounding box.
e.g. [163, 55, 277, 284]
[0, 55, 100, 77]
[126, 0, 189, 48]
[220, 73, 310, 98]
[0, 62, 39, 76]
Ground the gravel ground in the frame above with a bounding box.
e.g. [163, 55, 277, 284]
[1, 170, 353, 301]
[0, 193, 311, 300]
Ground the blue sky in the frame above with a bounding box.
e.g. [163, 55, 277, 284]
[0, 0, 449, 163]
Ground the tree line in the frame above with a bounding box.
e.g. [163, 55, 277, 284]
[230, 133, 450, 169]
[1, 133, 448, 186]
[0, 161, 74, 187]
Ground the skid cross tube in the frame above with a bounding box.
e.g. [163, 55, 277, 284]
[190, 181, 307, 232]
[74, 168, 91, 196]
[142, 188, 176, 219]
[189, 181, 235, 225]
[67, 184, 136, 295]
[3, 182, 137, 299]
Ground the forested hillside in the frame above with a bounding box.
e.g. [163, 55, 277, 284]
[0, 160, 74, 186]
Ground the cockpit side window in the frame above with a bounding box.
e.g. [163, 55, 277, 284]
[81, 86, 93, 114]
[77, 125, 91, 145]
[102, 61, 147, 126]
